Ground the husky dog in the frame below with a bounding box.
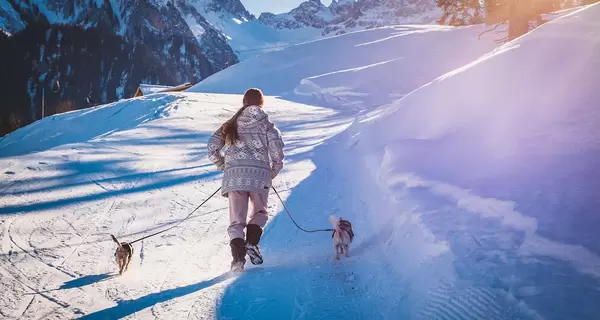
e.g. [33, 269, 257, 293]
[111, 234, 133, 275]
[329, 216, 354, 260]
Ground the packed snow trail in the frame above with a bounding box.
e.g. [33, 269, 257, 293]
[0, 92, 352, 319]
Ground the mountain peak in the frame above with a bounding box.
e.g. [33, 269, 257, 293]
[201, 0, 255, 20]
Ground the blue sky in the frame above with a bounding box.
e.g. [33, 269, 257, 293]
[242, 0, 333, 15]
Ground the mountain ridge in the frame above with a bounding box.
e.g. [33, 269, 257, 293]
[258, 0, 441, 36]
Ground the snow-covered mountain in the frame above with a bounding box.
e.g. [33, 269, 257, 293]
[259, 0, 335, 29]
[0, 0, 237, 78]
[259, 0, 442, 36]
[0, 0, 447, 136]
[0, 0, 240, 135]
[1, 3, 599, 319]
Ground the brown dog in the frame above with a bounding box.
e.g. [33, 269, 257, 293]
[111, 234, 133, 275]
[329, 216, 354, 260]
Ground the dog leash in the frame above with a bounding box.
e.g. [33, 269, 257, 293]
[272, 187, 334, 233]
[127, 187, 222, 245]
[120, 185, 330, 245]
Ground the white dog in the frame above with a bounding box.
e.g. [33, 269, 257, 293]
[329, 216, 354, 260]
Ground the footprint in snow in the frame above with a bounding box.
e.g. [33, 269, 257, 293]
[26, 166, 41, 171]
[4, 171, 15, 175]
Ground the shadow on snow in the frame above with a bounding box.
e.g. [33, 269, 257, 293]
[77, 272, 232, 320]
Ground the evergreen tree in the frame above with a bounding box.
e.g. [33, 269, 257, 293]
[438, 0, 582, 40]
[436, 0, 484, 25]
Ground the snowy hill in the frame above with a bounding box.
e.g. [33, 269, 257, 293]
[338, 3, 600, 319]
[192, 23, 504, 111]
[1, 3, 599, 320]
[0, 91, 347, 319]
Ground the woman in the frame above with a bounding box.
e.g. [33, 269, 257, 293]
[207, 88, 285, 272]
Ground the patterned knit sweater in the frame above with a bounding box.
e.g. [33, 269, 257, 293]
[207, 105, 285, 197]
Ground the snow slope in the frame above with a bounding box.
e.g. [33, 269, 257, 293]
[196, 18, 323, 60]
[1, 3, 599, 320]
[335, 3, 600, 319]
[192, 23, 506, 110]
[0, 21, 505, 319]
[0, 92, 349, 319]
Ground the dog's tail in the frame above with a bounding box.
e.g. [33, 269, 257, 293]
[329, 215, 339, 228]
[110, 234, 121, 247]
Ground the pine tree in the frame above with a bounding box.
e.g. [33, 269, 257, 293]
[436, 0, 484, 25]
[439, 0, 578, 40]
[7, 112, 21, 133]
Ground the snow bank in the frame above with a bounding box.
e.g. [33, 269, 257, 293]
[339, 3, 600, 318]
[0, 94, 179, 158]
[191, 23, 505, 110]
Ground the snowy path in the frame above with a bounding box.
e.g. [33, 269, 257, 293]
[0, 92, 354, 319]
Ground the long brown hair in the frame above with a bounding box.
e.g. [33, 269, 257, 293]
[223, 88, 265, 145]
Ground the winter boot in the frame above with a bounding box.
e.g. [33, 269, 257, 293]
[230, 238, 246, 272]
[245, 224, 263, 265]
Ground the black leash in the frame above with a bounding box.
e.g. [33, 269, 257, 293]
[272, 187, 333, 233]
[120, 185, 329, 245]
[128, 187, 222, 244]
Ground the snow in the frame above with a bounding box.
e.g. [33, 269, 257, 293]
[1, 3, 600, 319]
[0, 0, 26, 32]
[116, 71, 128, 100]
[29, 0, 75, 26]
[137, 84, 174, 95]
[26, 79, 36, 121]
[162, 39, 172, 58]
[39, 44, 45, 62]
[109, 0, 127, 36]
[178, 1, 323, 60]
[541, 4, 591, 21]
[184, 15, 206, 38]
[0, 92, 347, 319]
[338, 3, 600, 318]
[330, 5, 442, 35]
[192, 24, 503, 111]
